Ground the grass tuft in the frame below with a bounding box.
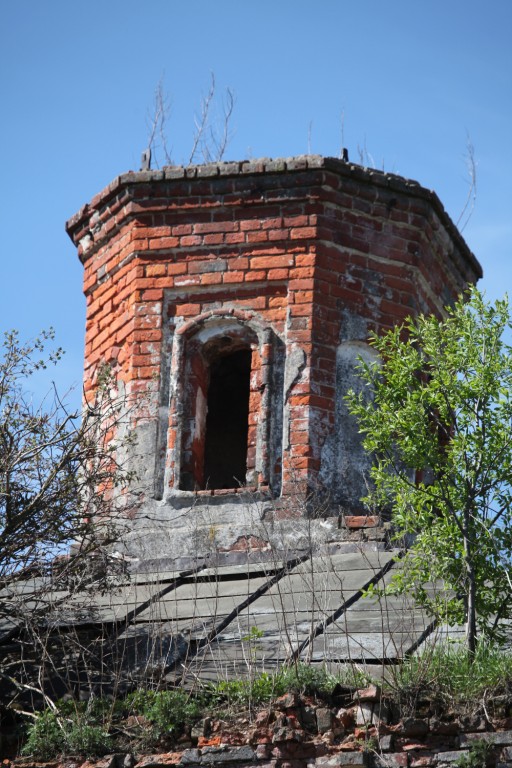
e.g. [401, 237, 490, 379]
[387, 640, 512, 717]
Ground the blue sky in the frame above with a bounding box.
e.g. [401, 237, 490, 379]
[1, 0, 511, 404]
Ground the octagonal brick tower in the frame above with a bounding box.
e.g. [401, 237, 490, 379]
[66, 155, 482, 570]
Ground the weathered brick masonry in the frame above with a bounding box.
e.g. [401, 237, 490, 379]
[66, 156, 482, 568]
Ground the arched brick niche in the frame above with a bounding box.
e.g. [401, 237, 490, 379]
[164, 311, 285, 497]
[318, 340, 380, 509]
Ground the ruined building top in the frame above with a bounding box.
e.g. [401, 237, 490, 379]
[67, 155, 481, 275]
[66, 155, 482, 570]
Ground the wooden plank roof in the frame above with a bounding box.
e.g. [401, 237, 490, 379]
[0, 547, 468, 683]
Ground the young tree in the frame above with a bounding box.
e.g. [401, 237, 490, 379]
[347, 289, 512, 653]
[0, 329, 134, 633]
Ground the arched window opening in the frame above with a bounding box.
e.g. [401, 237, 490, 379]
[203, 348, 251, 490]
[173, 315, 285, 495]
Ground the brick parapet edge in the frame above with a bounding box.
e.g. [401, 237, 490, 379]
[64, 155, 482, 281]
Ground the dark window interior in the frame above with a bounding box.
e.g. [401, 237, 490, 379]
[203, 348, 251, 489]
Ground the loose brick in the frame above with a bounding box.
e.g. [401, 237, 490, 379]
[145, 264, 167, 277]
[290, 226, 316, 239]
[268, 268, 290, 281]
[223, 270, 246, 283]
[193, 220, 238, 234]
[200, 272, 223, 285]
[225, 232, 245, 244]
[174, 274, 202, 286]
[171, 223, 193, 236]
[150, 236, 180, 248]
[188, 259, 228, 274]
[176, 303, 202, 316]
[244, 270, 267, 282]
[203, 233, 225, 245]
[179, 235, 202, 247]
[250, 254, 294, 270]
[141, 288, 163, 301]
[165, 262, 187, 276]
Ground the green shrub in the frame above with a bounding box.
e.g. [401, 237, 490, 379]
[208, 673, 277, 707]
[126, 689, 203, 740]
[22, 708, 110, 759]
[62, 720, 111, 757]
[22, 710, 64, 760]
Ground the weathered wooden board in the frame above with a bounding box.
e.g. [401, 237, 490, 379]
[308, 630, 422, 661]
[264, 567, 387, 596]
[292, 551, 396, 575]
[329, 610, 432, 634]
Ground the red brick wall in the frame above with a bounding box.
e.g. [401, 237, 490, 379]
[67, 156, 482, 507]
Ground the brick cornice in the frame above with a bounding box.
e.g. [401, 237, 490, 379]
[65, 155, 482, 279]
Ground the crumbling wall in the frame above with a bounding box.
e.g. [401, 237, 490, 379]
[11, 691, 512, 768]
[66, 156, 482, 566]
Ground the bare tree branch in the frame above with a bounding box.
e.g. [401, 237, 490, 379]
[146, 76, 173, 169]
[145, 73, 235, 169]
[189, 72, 216, 164]
[456, 133, 477, 233]
[213, 85, 235, 162]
